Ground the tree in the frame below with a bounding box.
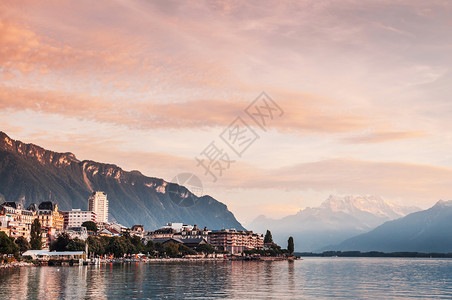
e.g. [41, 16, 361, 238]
[0, 232, 19, 258]
[107, 237, 126, 258]
[163, 242, 179, 257]
[287, 236, 294, 255]
[130, 235, 145, 253]
[30, 219, 42, 250]
[179, 244, 196, 256]
[146, 240, 155, 253]
[87, 236, 106, 256]
[15, 236, 30, 254]
[67, 238, 86, 251]
[81, 221, 98, 233]
[50, 232, 71, 251]
[264, 230, 273, 244]
[196, 243, 215, 254]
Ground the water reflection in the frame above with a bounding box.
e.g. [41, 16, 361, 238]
[1, 259, 452, 299]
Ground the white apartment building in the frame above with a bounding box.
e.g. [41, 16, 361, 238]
[88, 191, 109, 223]
[62, 209, 97, 229]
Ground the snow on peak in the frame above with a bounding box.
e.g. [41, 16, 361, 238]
[320, 195, 413, 219]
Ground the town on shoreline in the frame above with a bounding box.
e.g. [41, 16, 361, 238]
[1, 191, 296, 266]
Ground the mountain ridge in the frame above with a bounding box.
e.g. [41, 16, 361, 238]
[0, 131, 245, 231]
[249, 195, 420, 251]
[324, 200, 452, 252]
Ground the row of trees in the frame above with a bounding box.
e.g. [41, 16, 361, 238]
[49, 232, 219, 258]
[260, 230, 295, 256]
[86, 235, 217, 258]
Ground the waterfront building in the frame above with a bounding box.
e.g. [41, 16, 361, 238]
[129, 225, 145, 238]
[151, 237, 208, 249]
[145, 227, 177, 242]
[88, 191, 109, 223]
[22, 250, 86, 261]
[99, 228, 121, 237]
[145, 222, 201, 242]
[63, 226, 88, 241]
[0, 202, 35, 240]
[108, 222, 128, 234]
[208, 229, 263, 254]
[34, 201, 64, 248]
[62, 209, 97, 229]
[174, 224, 210, 240]
[35, 201, 64, 230]
[162, 222, 193, 232]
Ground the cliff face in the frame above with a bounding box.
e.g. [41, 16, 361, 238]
[0, 132, 245, 230]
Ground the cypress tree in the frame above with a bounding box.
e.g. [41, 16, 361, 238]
[287, 236, 294, 254]
[30, 219, 42, 250]
[264, 230, 273, 244]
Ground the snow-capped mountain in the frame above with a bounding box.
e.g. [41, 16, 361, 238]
[249, 195, 420, 252]
[327, 200, 452, 252]
[320, 195, 418, 220]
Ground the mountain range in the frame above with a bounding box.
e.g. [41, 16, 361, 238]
[0, 131, 245, 231]
[249, 195, 419, 251]
[325, 200, 452, 253]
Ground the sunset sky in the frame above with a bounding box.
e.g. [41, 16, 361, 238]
[1, 0, 452, 225]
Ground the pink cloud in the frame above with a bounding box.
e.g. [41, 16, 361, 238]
[0, 84, 376, 134]
[340, 130, 427, 144]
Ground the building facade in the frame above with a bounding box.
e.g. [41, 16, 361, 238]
[208, 229, 263, 254]
[62, 209, 97, 229]
[0, 202, 35, 240]
[34, 201, 64, 249]
[35, 201, 64, 230]
[88, 191, 108, 223]
[174, 224, 210, 240]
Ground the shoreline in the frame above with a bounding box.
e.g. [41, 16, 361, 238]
[0, 256, 296, 268]
[0, 262, 34, 269]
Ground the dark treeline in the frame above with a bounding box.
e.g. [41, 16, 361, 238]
[48, 233, 219, 258]
[244, 244, 289, 256]
[295, 251, 452, 258]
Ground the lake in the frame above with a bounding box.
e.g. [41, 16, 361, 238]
[1, 258, 452, 299]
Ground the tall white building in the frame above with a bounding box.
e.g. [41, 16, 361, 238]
[88, 191, 109, 223]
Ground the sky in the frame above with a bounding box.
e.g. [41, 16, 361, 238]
[1, 0, 452, 226]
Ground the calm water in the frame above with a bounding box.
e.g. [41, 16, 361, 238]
[1, 258, 452, 299]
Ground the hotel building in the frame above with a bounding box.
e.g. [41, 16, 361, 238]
[208, 229, 263, 254]
[88, 191, 109, 223]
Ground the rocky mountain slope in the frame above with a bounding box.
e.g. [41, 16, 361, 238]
[0, 131, 245, 230]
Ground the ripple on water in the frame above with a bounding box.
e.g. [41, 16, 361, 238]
[1, 258, 452, 299]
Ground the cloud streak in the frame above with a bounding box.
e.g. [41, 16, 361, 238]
[0, 84, 378, 134]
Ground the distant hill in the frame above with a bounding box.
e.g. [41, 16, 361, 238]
[325, 200, 452, 253]
[0, 131, 245, 231]
[249, 195, 419, 251]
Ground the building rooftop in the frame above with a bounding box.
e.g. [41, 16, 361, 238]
[1, 202, 22, 209]
[38, 201, 58, 211]
[27, 203, 39, 211]
[23, 250, 85, 256]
